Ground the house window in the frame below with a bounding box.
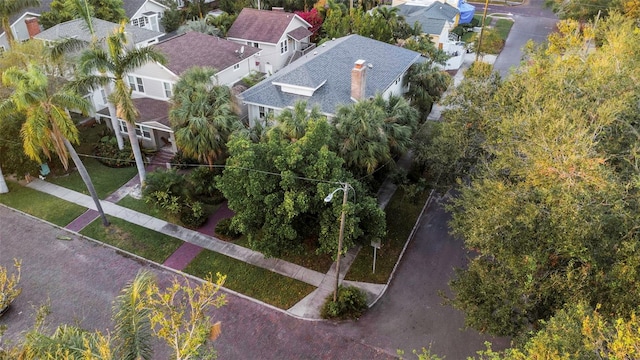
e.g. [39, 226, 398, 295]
[119, 120, 151, 139]
[100, 88, 108, 104]
[163, 82, 173, 98]
[279, 39, 288, 54]
[253, 42, 259, 48]
[258, 106, 274, 119]
[127, 75, 145, 93]
[233, 63, 240, 71]
[131, 16, 149, 28]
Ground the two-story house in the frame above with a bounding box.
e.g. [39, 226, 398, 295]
[240, 34, 423, 126]
[0, 0, 53, 51]
[125, 0, 168, 32]
[226, 8, 314, 75]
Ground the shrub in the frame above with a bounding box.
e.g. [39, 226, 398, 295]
[0, 259, 22, 314]
[143, 169, 187, 199]
[320, 286, 368, 320]
[172, 150, 200, 169]
[94, 136, 135, 168]
[215, 217, 241, 240]
[180, 201, 208, 229]
[188, 167, 225, 203]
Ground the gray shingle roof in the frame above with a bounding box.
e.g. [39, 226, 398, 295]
[154, 32, 260, 76]
[397, 2, 459, 36]
[35, 17, 163, 44]
[226, 8, 310, 44]
[240, 35, 422, 116]
[0, 0, 53, 37]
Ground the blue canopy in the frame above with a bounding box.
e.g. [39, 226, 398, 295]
[458, 0, 476, 24]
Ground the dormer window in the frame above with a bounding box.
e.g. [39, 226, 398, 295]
[131, 16, 149, 28]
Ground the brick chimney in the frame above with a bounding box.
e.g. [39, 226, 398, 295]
[350, 59, 367, 101]
[25, 17, 41, 38]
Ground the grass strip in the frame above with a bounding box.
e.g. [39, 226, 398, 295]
[184, 249, 316, 309]
[345, 188, 430, 284]
[80, 216, 182, 263]
[0, 181, 87, 226]
[495, 18, 515, 40]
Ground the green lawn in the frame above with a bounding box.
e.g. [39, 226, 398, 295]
[232, 235, 334, 274]
[80, 216, 183, 263]
[0, 181, 87, 226]
[495, 18, 515, 40]
[184, 249, 316, 309]
[48, 157, 137, 199]
[48, 123, 138, 199]
[345, 188, 431, 284]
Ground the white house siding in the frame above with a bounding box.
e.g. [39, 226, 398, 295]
[130, 1, 166, 32]
[0, 13, 39, 49]
[127, 62, 177, 100]
[382, 76, 407, 98]
[214, 55, 259, 86]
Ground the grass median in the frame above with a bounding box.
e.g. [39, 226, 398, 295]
[0, 181, 87, 226]
[345, 188, 430, 284]
[184, 249, 316, 309]
[80, 215, 183, 263]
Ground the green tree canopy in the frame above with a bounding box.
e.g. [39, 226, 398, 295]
[437, 14, 640, 337]
[217, 103, 385, 257]
[40, 0, 126, 29]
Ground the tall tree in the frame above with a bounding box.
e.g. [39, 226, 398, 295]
[0, 0, 40, 45]
[76, 22, 166, 185]
[404, 61, 451, 117]
[169, 66, 241, 168]
[217, 107, 385, 257]
[0, 63, 110, 226]
[40, 0, 126, 29]
[442, 14, 640, 337]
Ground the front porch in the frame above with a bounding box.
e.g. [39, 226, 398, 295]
[96, 97, 177, 153]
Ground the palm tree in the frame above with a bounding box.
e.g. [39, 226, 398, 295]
[169, 66, 241, 168]
[333, 99, 389, 175]
[372, 94, 418, 154]
[405, 61, 451, 117]
[0, 63, 109, 226]
[272, 101, 323, 142]
[177, 18, 221, 36]
[0, 0, 40, 45]
[76, 22, 166, 185]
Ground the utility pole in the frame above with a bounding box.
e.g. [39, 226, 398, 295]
[475, 0, 490, 62]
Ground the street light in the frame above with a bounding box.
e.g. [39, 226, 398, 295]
[324, 182, 352, 302]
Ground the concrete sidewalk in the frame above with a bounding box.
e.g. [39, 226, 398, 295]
[26, 178, 390, 319]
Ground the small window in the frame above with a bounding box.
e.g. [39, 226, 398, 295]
[119, 120, 151, 139]
[131, 16, 149, 28]
[127, 75, 144, 93]
[279, 39, 288, 54]
[100, 88, 108, 104]
[163, 82, 173, 98]
[233, 63, 240, 71]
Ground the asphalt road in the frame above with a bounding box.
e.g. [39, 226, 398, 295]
[0, 194, 508, 359]
[487, 0, 558, 77]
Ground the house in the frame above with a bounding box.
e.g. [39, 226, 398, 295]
[34, 17, 164, 47]
[396, 1, 460, 47]
[240, 34, 422, 126]
[226, 8, 314, 75]
[0, 0, 53, 51]
[124, 0, 169, 32]
[96, 98, 176, 152]
[94, 32, 261, 153]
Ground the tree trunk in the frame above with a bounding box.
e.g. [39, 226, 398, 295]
[0, 165, 8, 194]
[104, 85, 125, 150]
[125, 121, 147, 186]
[64, 138, 109, 226]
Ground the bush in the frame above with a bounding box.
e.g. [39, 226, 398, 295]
[215, 217, 241, 240]
[320, 286, 368, 320]
[94, 136, 135, 168]
[187, 167, 225, 203]
[171, 150, 200, 169]
[180, 201, 208, 229]
[143, 169, 187, 199]
[0, 259, 22, 314]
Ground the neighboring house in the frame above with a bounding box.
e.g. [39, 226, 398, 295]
[34, 17, 164, 47]
[96, 98, 176, 152]
[226, 8, 314, 75]
[95, 32, 261, 153]
[240, 34, 422, 126]
[124, 0, 168, 32]
[397, 1, 459, 47]
[0, 0, 53, 51]
[396, 0, 469, 69]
